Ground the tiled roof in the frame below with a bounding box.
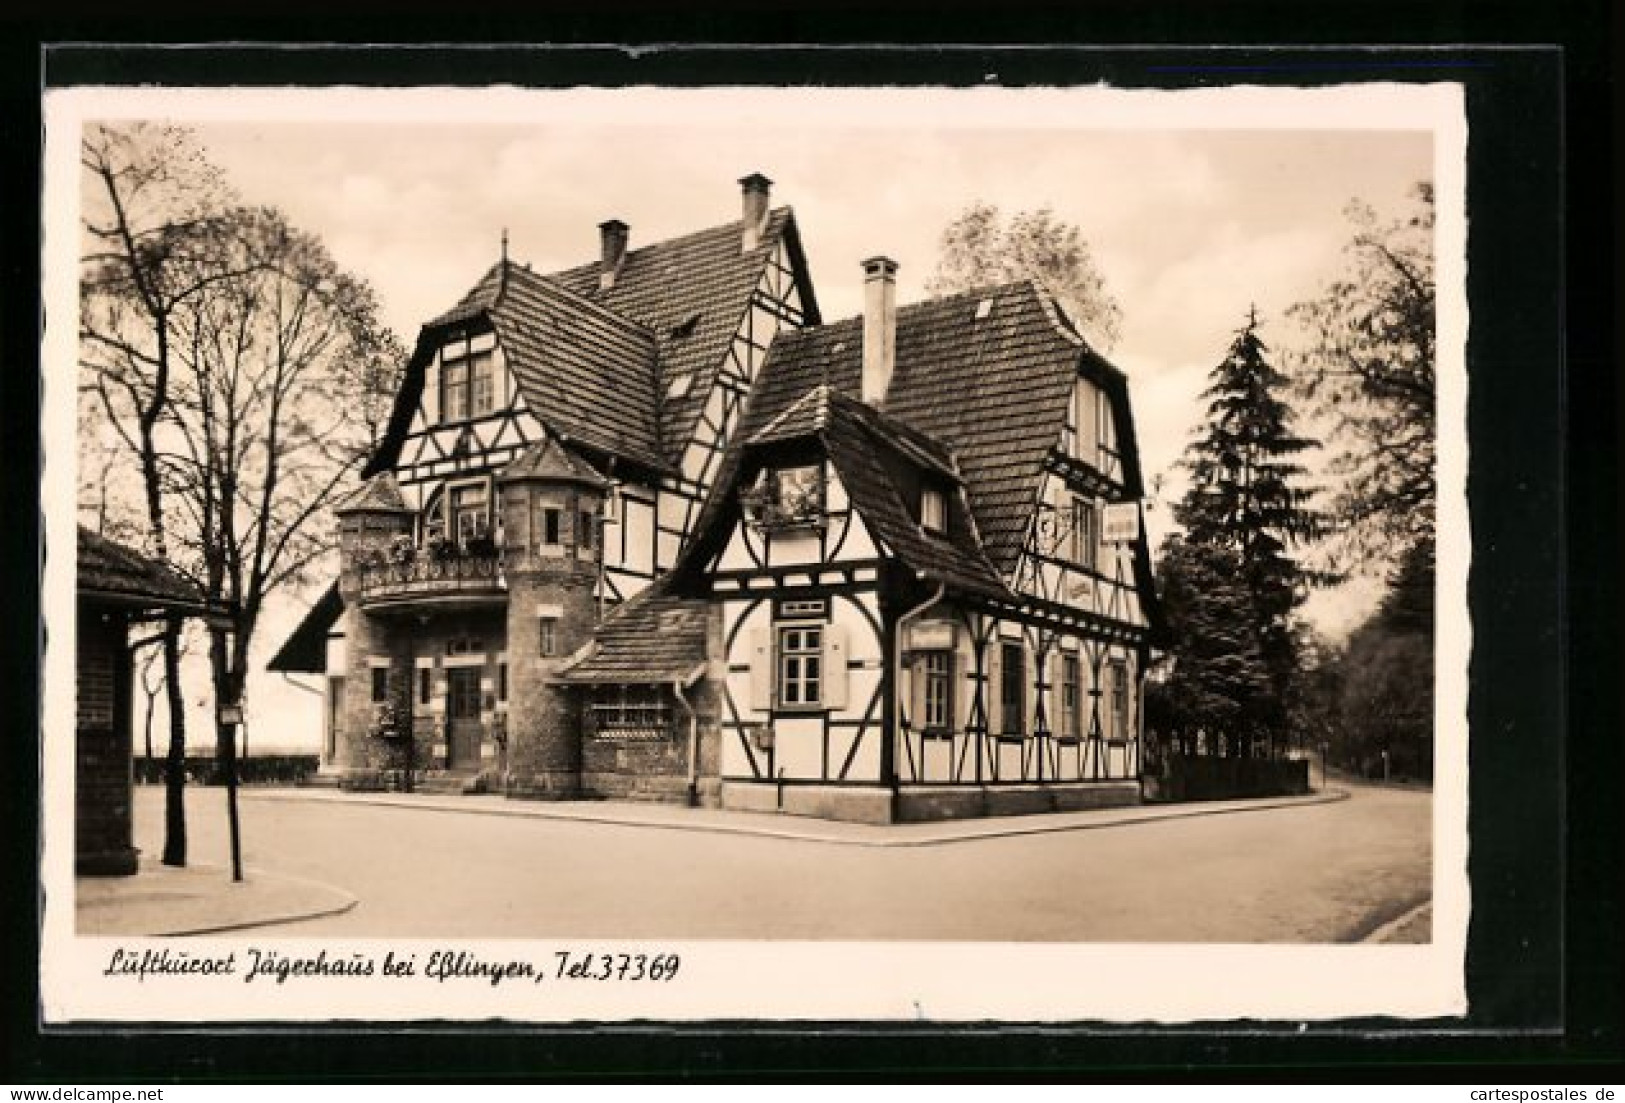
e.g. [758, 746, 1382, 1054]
[266, 581, 342, 673]
[498, 434, 611, 488]
[77, 526, 211, 613]
[555, 584, 710, 685]
[739, 281, 1098, 574]
[445, 263, 668, 472]
[334, 471, 411, 514]
[549, 208, 814, 462]
[368, 208, 813, 479]
[814, 392, 1007, 600]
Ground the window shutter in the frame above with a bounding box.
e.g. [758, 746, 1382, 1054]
[1044, 648, 1059, 737]
[823, 623, 849, 710]
[906, 656, 924, 732]
[423, 364, 441, 424]
[748, 628, 773, 712]
[952, 651, 966, 733]
[985, 640, 1002, 735]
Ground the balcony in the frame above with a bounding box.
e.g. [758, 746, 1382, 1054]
[355, 541, 506, 611]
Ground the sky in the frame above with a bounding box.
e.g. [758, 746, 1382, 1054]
[65, 86, 1446, 750]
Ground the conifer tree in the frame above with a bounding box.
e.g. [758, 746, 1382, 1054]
[1163, 309, 1325, 755]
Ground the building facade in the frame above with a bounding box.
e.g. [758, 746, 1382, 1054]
[272, 175, 1163, 822]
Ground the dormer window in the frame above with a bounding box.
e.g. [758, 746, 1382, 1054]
[920, 486, 947, 533]
[741, 465, 826, 531]
[442, 349, 495, 424]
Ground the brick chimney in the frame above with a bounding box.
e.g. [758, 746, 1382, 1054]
[598, 219, 628, 290]
[739, 173, 772, 252]
[861, 256, 899, 407]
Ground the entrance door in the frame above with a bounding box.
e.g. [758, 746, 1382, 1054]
[446, 668, 483, 768]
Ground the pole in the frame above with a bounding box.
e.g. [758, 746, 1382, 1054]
[223, 714, 244, 882]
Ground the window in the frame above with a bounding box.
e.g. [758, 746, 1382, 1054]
[1107, 660, 1129, 741]
[541, 506, 562, 547]
[538, 618, 558, 658]
[578, 509, 595, 551]
[418, 667, 431, 706]
[1061, 654, 1081, 738]
[498, 663, 508, 703]
[591, 685, 671, 738]
[921, 486, 947, 533]
[1069, 497, 1097, 570]
[778, 598, 826, 619]
[922, 651, 953, 731]
[446, 636, 483, 656]
[745, 465, 825, 528]
[469, 353, 495, 416]
[371, 667, 389, 703]
[441, 349, 495, 423]
[450, 483, 489, 545]
[999, 642, 1025, 735]
[442, 358, 469, 423]
[778, 625, 823, 707]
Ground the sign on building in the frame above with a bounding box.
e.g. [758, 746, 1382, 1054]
[1102, 501, 1141, 543]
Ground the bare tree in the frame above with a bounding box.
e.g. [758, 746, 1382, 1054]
[165, 205, 405, 876]
[80, 124, 404, 872]
[80, 122, 242, 867]
[928, 201, 1123, 350]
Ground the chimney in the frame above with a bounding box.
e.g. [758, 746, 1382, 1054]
[739, 173, 772, 252]
[598, 219, 628, 290]
[861, 256, 899, 407]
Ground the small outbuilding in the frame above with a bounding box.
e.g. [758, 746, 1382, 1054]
[76, 526, 215, 875]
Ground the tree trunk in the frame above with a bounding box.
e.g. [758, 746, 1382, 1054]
[159, 618, 187, 867]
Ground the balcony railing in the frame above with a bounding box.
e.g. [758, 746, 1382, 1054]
[355, 546, 505, 606]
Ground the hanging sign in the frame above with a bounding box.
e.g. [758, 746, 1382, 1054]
[1102, 501, 1141, 543]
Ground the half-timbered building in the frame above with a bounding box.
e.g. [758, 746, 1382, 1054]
[271, 174, 1163, 821]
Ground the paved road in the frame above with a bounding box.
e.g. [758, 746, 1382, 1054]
[131, 784, 1431, 942]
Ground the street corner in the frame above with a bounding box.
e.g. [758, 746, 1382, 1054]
[76, 857, 357, 937]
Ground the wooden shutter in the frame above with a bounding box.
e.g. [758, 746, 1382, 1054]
[747, 627, 773, 711]
[823, 623, 849, 710]
[952, 651, 966, 733]
[906, 655, 924, 732]
[1044, 648, 1059, 737]
[986, 640, 1002, 735]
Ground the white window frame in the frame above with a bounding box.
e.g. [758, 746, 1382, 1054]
[1069, 496, 1097, 570]
[777, 624, 824, 709]
[922, 650, 953, 731]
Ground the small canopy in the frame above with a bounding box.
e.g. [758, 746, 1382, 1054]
[555, 585, 709, 687]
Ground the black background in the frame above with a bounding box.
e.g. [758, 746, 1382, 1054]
[2, 8, 1617, 1083]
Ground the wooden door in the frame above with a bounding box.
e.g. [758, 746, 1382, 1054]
[446, 668, 483, 768]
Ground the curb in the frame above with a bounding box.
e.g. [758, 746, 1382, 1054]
[250, 786, 1351, 849]
[1357, 897, 1434, 944]
[158, 870, 360, 937]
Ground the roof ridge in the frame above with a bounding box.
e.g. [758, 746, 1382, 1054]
[547, 205, 793, 283]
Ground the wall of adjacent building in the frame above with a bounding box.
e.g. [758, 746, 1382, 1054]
[76, 604, 137, 875]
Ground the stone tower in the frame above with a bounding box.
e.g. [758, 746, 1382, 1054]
[333, 473, 415, 778]
[498, 436, 609, 799]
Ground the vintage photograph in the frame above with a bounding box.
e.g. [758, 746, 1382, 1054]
[43, 82, 1468, 1022]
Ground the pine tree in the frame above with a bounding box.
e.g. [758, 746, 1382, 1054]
[1165, 309, 1326, 755]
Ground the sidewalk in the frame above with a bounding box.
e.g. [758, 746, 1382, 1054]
[76, 858, 356, 937]
[251, 784, 1349, 848]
